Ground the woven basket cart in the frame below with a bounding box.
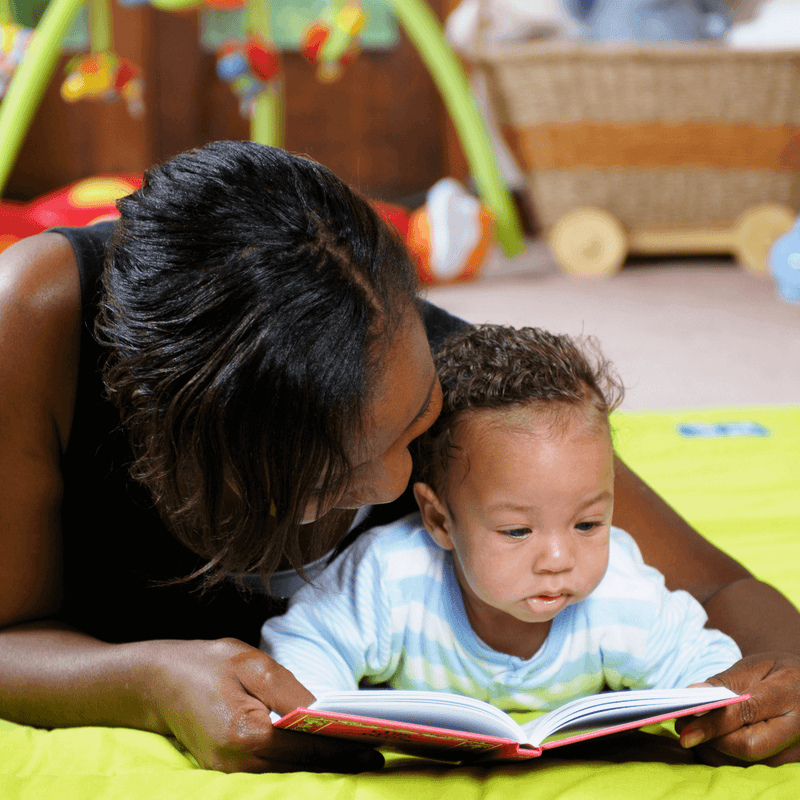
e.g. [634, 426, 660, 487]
[472, 40, 800, 277]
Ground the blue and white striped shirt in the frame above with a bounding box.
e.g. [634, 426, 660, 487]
[260, 513, 741, 712]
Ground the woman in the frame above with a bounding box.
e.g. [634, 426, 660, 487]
[0, 141, 798, 773]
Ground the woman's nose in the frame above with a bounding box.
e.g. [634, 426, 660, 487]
[348, 449, 413, 507]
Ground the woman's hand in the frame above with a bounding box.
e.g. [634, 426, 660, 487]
[142, 637, 383, 773]
[676, 652, 800, 765]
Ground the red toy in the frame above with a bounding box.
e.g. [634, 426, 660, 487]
[370, 199, 411, 242]
[0, 174, 142, 254]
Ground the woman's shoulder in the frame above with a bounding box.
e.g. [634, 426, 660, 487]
[0, 231, 83, 450]
[0, 230, 81, 309]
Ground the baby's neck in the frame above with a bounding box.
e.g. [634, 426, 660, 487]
[461, 593, 554, 660]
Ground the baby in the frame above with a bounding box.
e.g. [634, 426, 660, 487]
[260, 324, 741, 715]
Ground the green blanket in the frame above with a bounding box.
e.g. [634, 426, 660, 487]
[2, 405, 799, 800]
[614, 405, 800, 608]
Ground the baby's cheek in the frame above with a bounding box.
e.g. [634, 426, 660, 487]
[589, 544, 611, 590]
[575, 543, 609, 597]
[461, 558, 505, 603]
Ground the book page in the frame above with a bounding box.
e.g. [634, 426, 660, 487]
[311, 690, 527, 742]
[521, 687, 738, 746]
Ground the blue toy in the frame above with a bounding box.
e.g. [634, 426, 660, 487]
[562, 0, 730, 42]
[769, 215, 800, 305]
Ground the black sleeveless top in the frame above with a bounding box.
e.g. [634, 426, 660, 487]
[51, 223, 468, 646]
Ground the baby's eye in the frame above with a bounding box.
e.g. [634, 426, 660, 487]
[575, 521, 601, 534]
[501, 528, 531, 539]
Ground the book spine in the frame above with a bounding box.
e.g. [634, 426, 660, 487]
[276, 709, 539, 761]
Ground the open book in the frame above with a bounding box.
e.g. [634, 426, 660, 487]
[275, 687, 748, 763]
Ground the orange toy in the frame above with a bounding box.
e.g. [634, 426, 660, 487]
[0, 174, 142, 254]
[407, 179, 495, 286]
[371, 182, 496, 286]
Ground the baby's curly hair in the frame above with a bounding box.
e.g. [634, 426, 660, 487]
[415, 324, 624, 491]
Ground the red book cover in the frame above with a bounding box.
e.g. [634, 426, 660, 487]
[274, 690, 749, 763]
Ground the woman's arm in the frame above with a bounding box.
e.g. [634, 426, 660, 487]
[613, 456, 800, 763]
[0, 233, 381, 773]
[612, 457, 750, 602]
[0, 622, 383, 772]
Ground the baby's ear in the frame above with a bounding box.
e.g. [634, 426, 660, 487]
[413, 482, 454, 550]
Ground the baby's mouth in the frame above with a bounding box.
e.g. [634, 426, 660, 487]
[523, 591, 569, 610]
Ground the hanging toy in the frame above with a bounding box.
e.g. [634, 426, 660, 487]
[61, 51, 145, 119]
[301, 2, 366, 83]
[216, 34, 281, 119]
[0, 22, 34, 99]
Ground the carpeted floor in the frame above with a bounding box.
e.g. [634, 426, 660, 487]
[424, 239, 800, 411]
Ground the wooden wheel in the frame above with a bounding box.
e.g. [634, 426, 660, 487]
[733, 203, 796, 277]
[549, 207, 628, 278]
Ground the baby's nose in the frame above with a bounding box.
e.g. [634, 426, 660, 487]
[534, 532, 576, 573]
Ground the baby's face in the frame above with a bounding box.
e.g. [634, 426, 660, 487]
[440, 407, 613, 636]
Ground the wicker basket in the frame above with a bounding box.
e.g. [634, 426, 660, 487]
[472, 40, 800, 276]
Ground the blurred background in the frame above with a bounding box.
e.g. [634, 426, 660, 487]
[2, 0, 800, 292]
[2, 0, 468, 203]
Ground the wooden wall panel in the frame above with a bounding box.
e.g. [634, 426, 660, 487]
[4, 1, 449, 202]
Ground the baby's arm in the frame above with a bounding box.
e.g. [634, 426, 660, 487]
[639, 587, 742, 689]
[600, 529, 741, 690]
[260, 534, 395, 698]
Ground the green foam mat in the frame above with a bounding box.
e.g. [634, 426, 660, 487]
[614, 405, 800, 607]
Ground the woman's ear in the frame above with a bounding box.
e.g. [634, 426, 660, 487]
[413, 482, 454, 550]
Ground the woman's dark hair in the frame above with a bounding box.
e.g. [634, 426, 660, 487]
[96, 140, 419, 588]
[415, 324, 624, 491]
